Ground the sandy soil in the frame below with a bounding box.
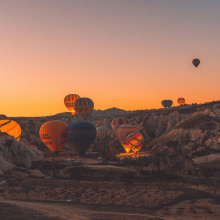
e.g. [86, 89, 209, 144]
[0, 200, 165, 220]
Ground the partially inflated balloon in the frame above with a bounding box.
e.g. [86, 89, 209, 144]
[67, 121, 96, 155]
[111, 117, 129, 132]
[39, 120, 67, 152]
[96, 126, 109, 138]
[0, 120, 21, 141]
[126, 133, 144, 153]
[74, 98, 94, 121]
[116, 124, 139, 153]
[161, 100, 173, 108]
[192, 58, 200, 68]
[64, 94, 80, 116]
[177, 97, 185, 105]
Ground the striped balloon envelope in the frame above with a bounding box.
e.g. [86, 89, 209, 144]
[96, 126, 109, 138]
[64, 94, 80, 116]
[116, 124, 139, 153]
[126, 133, 144, 153]
[177, 97, 185, 105]
[67, 121, 97, 155]
[39, 120, 68, 152]
[74, 97, 94, 121]
[0, 120, 21, 141]
[111, 117, 129, 132]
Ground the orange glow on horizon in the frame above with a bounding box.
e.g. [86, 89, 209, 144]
[0, 1, 219, 117]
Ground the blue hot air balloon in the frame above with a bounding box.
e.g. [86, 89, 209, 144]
[67, 121, 96, 155]
[161, 100, 173, 108]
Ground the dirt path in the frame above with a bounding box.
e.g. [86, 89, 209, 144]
[0, 200, 167, 220]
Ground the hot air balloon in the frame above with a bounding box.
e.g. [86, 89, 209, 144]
[0, 120, 21, 141]
[64, 94, 80, 116]
[96, 126, 109, 138]
[126, 133, 144, 153]
[39, 120, 67, 153]
[161, 100, 173, 108]
[111, 117, 129, 132]
[192, 58, 200, 68]
[74, 98, 94, 121]
[67, 121, 96, 155]
[177, 97, 185, 105]
[116, 124, 139, 153]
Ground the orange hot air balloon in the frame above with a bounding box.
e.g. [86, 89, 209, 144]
[177, 97, 185, 105]
[0, 120, 21, 141]
[39, 120, 67, 152]
[116, 124, 139, 153]
[74, 97, 94, 121]
[64, 94, 80, 116]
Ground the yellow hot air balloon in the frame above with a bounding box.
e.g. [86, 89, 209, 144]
[177, 97, 185, 105]
[116, 124, 139, 153]
[0, 120, 21, 141]
[74, 97, 94, 121]
[64, 94, 80, 116]
[39, 120, 67, 152]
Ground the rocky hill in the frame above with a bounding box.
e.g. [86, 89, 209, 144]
[0, 100, 219, 176]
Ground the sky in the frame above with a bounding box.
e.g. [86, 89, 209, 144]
[0, 0, 219, 117]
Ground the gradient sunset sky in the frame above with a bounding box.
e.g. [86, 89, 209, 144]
[1, 0, 219, 117]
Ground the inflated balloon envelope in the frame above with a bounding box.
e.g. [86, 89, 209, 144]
[39, 120, 67, 153]
[64, 94, 80, 116]
[116, 124, 139, 153]
[0, 120, 21, 141]
[177, 97, 185, 105]
[192, 58, 200, 68]
[74, 97, 94, 121]
[96, 126, 109, 138]
[126, 132, 144, 153]
[67, 121, 97, 156]
[111, 117, 129, 133]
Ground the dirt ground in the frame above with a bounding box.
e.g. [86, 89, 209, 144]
[1, 163, 220, 219]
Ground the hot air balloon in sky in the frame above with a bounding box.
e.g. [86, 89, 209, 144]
[64, 94, 80, 116]
[0, 120, 21, 141]
[177, 97, 185, 105]
[116, 124, 139, 153]
[39, 120, 67, 152]
[67, 121, 96, 155]
[161, 100, 173, 108]
[192, 58, 200, 68]
[74, 97, 94, 121]
[96, 126, 109, 138]
[126, 132, 144, 153]
[111, 117, 129, 132]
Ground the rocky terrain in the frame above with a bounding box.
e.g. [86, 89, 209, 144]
[0, 100, 219, 219]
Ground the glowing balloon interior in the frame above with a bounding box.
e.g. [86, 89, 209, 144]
[64, 94, 80, 116]
[126, 132, 144, 153]
[116, 124, 139, 153]
[0, 120, 21, 141]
